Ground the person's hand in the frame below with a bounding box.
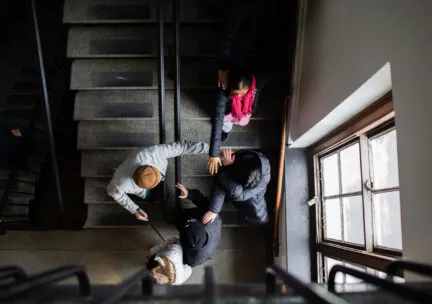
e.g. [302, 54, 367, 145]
[134, 209, 149, 221]
[220, 148, 235, 166]
[165, 239, 175, 247]
[218, 70, 229, 90]
[175, 183, 188, 199]
[207, 157, 222, 175]
[202, 211, 217, 224]
[11, 129, 22, 137]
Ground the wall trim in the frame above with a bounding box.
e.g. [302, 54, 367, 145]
[287, 0, 308, 145]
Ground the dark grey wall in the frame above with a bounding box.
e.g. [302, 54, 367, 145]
[284, 148, 310, 282]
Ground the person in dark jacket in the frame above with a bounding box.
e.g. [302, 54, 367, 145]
[0, 116, 25, 164]
[207, 68, 267, 175]
[175, 183, 222, 267]
[204, 149, 270, 225]
[207, 0, 268, 175]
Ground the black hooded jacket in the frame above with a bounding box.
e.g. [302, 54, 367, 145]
[209, 150, 270, 224]
[178, 189, 222, 267]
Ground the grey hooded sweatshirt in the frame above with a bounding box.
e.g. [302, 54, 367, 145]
[106, 141, 209, 214]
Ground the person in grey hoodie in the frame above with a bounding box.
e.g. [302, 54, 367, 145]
[106, 141, 209, 222]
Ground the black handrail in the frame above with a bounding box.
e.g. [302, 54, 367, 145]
[328, 264, 432, 303]
[157, 0, 167, 211]
[98, 268, 152, 304]
[204, 267, 215, 304]
[0, 266, 27, 283]
[266, 265, 347, 304]
[30, 0, 64, 225]
[0, 265, 91, 300]
[387, 260, 432, 280]
[157, 0, 166, 145]
[173, 0, 182, 211]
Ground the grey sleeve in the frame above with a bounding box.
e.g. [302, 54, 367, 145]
[106, 182, 139, 214]
[157, 141, 209, 159]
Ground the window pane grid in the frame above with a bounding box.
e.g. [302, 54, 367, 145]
[321, 141, 365, 246]
[312, 98, 401, 283]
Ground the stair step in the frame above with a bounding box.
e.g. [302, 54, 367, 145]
[70, 59, 162, 90]
[13, 82, 40, 91]
[63, 0, 222, 24]
[74, 90, 160, 121]
[84, 176, 242, 225]
[77, 121, 159, 149]
[67, 25, 218, 58]
[6, 95, 41, 109]
[177, 89, 282, 120]
[81, 151, 131, 178]
[85, 192, 245, 228]
[84, 177, 118, 203]
[67, 26, 159, 58]
[70, 58, 221, 90]
[84, 200, 165, 228]
[167, 119, 280, 150]
[2, 204, 30, 217]
[0, 179, 36, 194]
[2, 108, 35, 120]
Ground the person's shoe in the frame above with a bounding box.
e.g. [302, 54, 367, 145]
[221, 131, 230, 142]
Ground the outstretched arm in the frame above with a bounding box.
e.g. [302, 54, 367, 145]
[157, 141, 209, 159]
[208, 182, 227, 214]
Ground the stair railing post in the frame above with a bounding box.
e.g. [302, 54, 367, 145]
[173, 0, 182, 212]
[30, 0, 64, 226]
[157, 0, 167, 213]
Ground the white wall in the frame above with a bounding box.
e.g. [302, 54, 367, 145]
[292, 0, 432, 272]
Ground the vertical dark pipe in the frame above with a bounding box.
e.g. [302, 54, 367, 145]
[157, 0, 166, 144]
[157, 0, 167, 209]
[173, 0, 181, 210]
[30, 0, 64, 225]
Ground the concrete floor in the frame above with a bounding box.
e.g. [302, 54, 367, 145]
[0, 227, 268, 285]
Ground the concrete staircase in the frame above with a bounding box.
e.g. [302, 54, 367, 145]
[64, 0, 284, 283]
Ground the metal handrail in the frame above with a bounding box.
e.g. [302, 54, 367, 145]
[0, 266, 27, 283]
[173, 0, 182, 211]
[267, 265, 347, 304]
[30, 0, 64, 225]
[273, 96, 289, 256]
[0, 265, 91, 300]
[157, 0, 168, 212]
[328, 264, 432, 303]
[98, 269, 152, 304]
[387, 260, 432, 280]
[157, 0, 166, 145]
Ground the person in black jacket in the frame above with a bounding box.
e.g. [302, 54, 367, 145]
[207, 68, 267, 175]
[175, 183, 222, 267]
[203, 149, 270, 225]
[207, 0, 268, 175]
[0, 115, 25, 165]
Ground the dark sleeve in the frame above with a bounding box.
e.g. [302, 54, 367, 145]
[209, 89, 229, 157]
[251, 72, 268, 115]
[186, 189, 210, 210]
[218, 167, 270, 202]
[208, 182, 227, 214]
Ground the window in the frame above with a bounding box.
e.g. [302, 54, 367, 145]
[311, 92, 403, 282]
